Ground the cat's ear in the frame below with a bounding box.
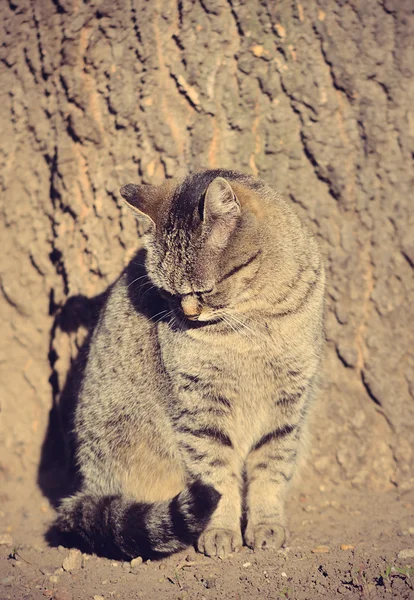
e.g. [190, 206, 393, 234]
[202, 177, 241, 250]
[119, 183, 159, 230]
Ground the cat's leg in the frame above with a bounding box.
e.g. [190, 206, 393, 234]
[178, 428, 243, 558]
[244, 397, 310, 551]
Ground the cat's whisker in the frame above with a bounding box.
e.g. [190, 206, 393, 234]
[152, 309, 176, 325]
[171, 309, 191, 332]
[139, 284, 158, 301]
[127, 274, 149, 289]
[240, 320, 270, 345]
[227, 312, 270, 345]
[226, 315, 256, 345]
[221, 313, 245, 335]
[150, 309, 168, 322]
[129, 279, 156, 301]
[137, 280, 155, 292]
[222, 315, 241, 338]
[169, 312, 183, 332]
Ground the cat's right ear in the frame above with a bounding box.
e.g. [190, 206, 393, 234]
[119, 183, 159, 230]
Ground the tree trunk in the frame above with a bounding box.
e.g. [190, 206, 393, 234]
[1, 0, 413, 504]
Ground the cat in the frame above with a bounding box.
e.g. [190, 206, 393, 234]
[53, 169, 325, 560]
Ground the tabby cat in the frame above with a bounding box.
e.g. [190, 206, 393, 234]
[54, 169, 325, 560]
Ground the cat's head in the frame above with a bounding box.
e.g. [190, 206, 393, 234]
[120, 171, 263, 323]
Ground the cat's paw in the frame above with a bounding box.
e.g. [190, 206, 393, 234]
[244, 522, 286, 551]
[197, 528, 242, 558]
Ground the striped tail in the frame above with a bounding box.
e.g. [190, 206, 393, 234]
[52, 481, 220, 560]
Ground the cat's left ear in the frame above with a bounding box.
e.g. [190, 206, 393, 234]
[202, 177, 241, 250]
[119, 183, 160, 230]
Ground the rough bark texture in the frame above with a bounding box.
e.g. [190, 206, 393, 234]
[1, 0, 413, 513]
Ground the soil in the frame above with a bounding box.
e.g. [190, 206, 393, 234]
[1, 0, 414, 599]
[1, 483, 414, 600]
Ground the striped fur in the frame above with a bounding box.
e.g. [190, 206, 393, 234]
[53, 170, 325, 559]
[53, 481, 220, 560]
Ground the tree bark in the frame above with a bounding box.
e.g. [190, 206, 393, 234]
[1, 0, 413, 497]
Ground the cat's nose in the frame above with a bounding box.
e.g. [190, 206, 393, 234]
[181, 295, 202, 320]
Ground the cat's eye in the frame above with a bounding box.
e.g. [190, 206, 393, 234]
[197, 287, 214, 297]
[159, 287, 215, 302]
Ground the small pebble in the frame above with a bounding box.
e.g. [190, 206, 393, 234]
[130, 556, 143, 573]
[303, 505, 317, 513]
[54, 591, 73, 600]
[203, 577, 216, 589]
[243, 562, 251, 568]
[0, 533, 13, 546]
[281, 571, 287, 577]
[101, 580, 109, 585]
[408, 527, 414, 535]
[397, 549, 414, 560]
[111, 562, 118, 567]
[50, 576, 59, 583]
[40, 565, 54, 575]
[94, 596, 105, 600]
[340, 544, 354, 551]
[311, 545, 330, 554]
[62, 548, 82, 572]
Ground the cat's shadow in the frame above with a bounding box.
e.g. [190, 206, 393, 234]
[37, 290, 108, 511]
[37, 248, 162, 513]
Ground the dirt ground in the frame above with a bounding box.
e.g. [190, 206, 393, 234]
[1, 481, 414, 600]
[1, 0, 414, 598]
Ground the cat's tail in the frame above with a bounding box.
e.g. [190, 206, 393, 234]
[51, 481, 220, 560]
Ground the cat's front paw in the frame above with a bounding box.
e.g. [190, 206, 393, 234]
[197, 528, 242, 558]
[244, 522, 286, 551]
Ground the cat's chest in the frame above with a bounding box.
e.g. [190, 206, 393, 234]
[159, 327, 285, 451]
[161, 329, 278, 395]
